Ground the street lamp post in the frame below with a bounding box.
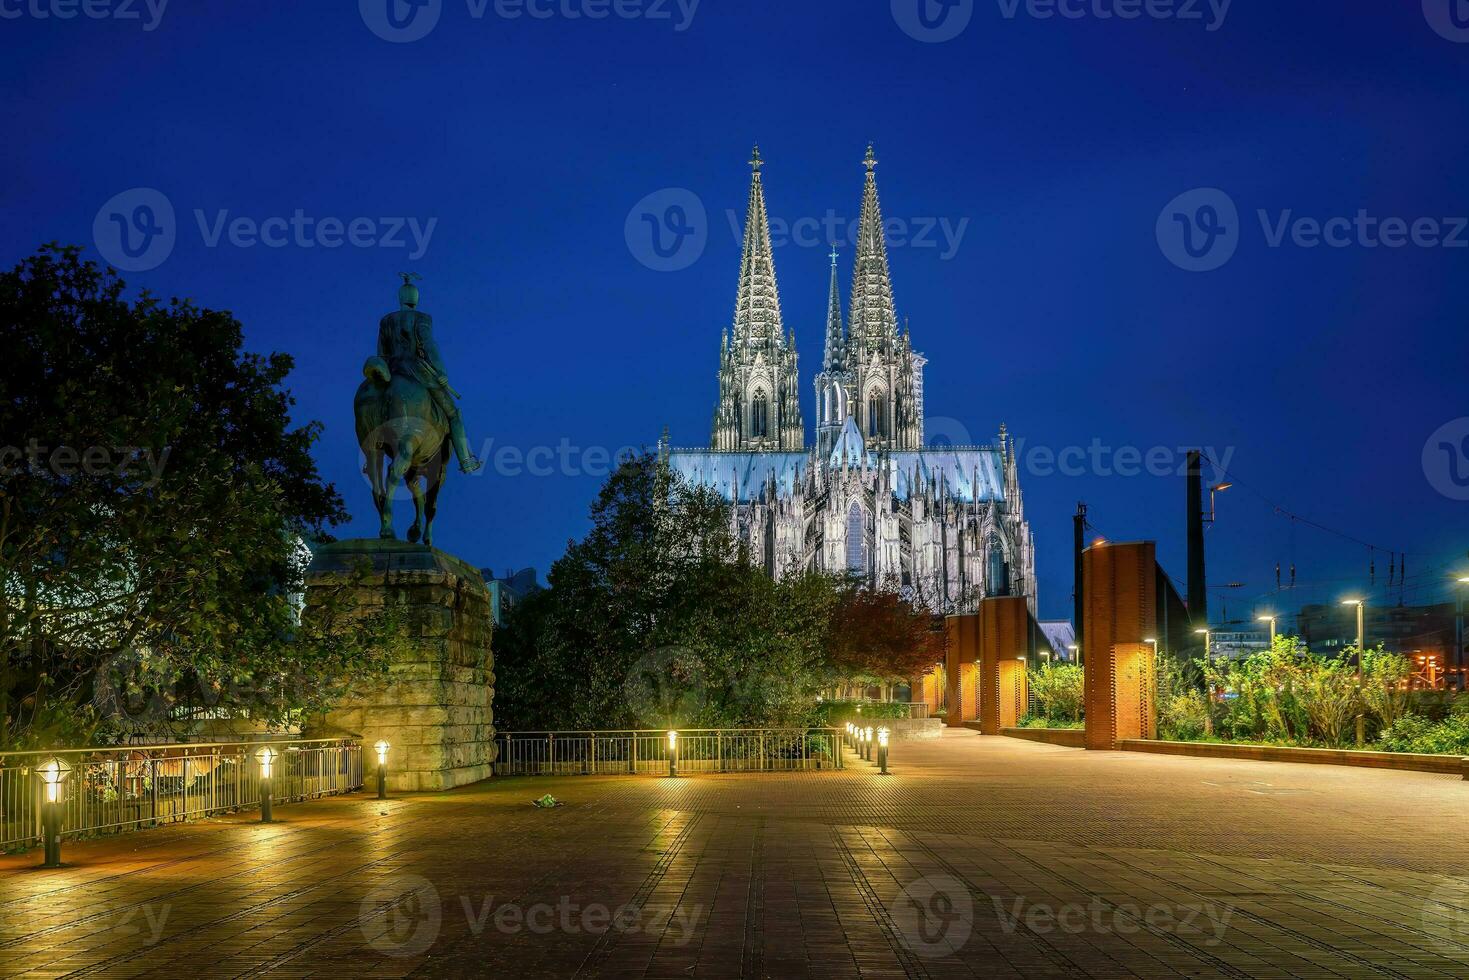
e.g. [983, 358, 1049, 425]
[1256, 614, 1277, 646]
[1193, 627, 1211, 668]
[1456, 577, 1469, 692]
[877, 727, 890, 775]
[1194, 628, 1213, 735]
[37, 757, 71, 868]
[667, 730, 678, 778]
[1342, 598, 1367, 746]
[1068, 643, 1081, 666]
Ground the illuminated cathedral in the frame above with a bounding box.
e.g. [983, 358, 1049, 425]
[660, 146, 1036, 614]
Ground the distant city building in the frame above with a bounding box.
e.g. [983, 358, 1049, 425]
[1207, 630, 1270, 660]
[1298, 601, 1460, 660]
[1038, 620, 1076, 663]
[662, 147, 1035, 615]
[479, 567, 542, 626]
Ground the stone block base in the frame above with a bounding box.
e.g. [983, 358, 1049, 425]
[305, 539, 495, 792]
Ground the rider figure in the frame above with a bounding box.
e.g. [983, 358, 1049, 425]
[377, 274, 483, 473]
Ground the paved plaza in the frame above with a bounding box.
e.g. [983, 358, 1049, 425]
[3, 729, 1469, 978]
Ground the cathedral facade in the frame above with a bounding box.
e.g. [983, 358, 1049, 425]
[661, 147, 1036, 615]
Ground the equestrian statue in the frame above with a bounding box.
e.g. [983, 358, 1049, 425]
[355, 273, 482, 547]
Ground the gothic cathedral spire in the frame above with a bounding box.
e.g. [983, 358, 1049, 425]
[711, 146, 805, 451]
[845, 144, 922, 450]
[848, 144, 900, 360]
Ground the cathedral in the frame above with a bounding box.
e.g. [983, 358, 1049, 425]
[660, 146, 1036, 615]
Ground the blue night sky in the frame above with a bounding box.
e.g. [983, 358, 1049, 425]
[3, 1, 1467, 624]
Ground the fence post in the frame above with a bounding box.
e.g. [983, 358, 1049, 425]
[716, 732, 723, 773]
[585, 733, 593, 776]
[630, 733, 637, 774]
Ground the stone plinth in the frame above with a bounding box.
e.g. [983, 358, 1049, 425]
[305, 539, 495, 791]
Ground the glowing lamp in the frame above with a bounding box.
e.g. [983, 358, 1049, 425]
[37, 758, 71, 804]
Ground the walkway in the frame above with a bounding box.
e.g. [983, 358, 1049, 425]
[2, 729, 1467, 978]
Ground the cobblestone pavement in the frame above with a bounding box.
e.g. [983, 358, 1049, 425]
[3, 729, 1469, 979]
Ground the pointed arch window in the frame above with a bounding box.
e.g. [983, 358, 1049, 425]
[867, 395, 884, 438]
[987, 539, 1010, 597]
[752, 392, 769, 438]
[846, 502, 867, 575]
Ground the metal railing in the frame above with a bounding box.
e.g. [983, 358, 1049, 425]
[493, 729, 844, 777]
[0, 738, 362, 851]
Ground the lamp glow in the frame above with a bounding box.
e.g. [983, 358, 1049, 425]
[374, 739, 390, 764]
[877, 727, 889, 747]
[37, 757, 71, 804]
[254, 746, 279, 823]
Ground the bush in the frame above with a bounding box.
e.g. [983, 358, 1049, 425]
[816, 700, 912, 724]
[1158, 690, 1210, 741]
[1017, 713, 1083, 730]
[1378, 714, 1469, 755]
[1029, 664, 1084, 724]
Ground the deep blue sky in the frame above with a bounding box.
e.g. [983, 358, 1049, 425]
[4, 1, 1467, 624]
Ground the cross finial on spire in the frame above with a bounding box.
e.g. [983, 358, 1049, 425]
[750, 144, 764, 173]
[863, 143, 878, 173]
[829, 245, 839, 268]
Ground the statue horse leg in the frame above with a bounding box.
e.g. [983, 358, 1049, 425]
[405, 465, 427, 544]
[387, 436, 417, 541]
[420, 436, 450, 548]
[368, 445, 394, 539]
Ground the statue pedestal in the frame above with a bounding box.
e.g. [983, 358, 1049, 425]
[304, 539, 495, 791]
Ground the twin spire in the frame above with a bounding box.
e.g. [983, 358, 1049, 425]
[732, 143, 899, 362]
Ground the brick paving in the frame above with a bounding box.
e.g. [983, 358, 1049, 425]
[2, 728, 1468, 978]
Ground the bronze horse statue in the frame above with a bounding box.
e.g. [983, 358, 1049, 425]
[355, 355, 450, 547]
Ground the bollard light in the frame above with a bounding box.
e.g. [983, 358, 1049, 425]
[667, 731, 678, 778]
[37, 757, 71, 868]
[877, 727, 890, 775]
[374, 739, 391, 800]
[864, 726, 874, 761]
[38, 757, 71, 804]
[255, 746, 278, 823]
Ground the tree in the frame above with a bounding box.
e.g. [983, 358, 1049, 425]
[0, 245, 392, 747]
[825, 584, 945, 684]
[494, 454, 839, 731]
